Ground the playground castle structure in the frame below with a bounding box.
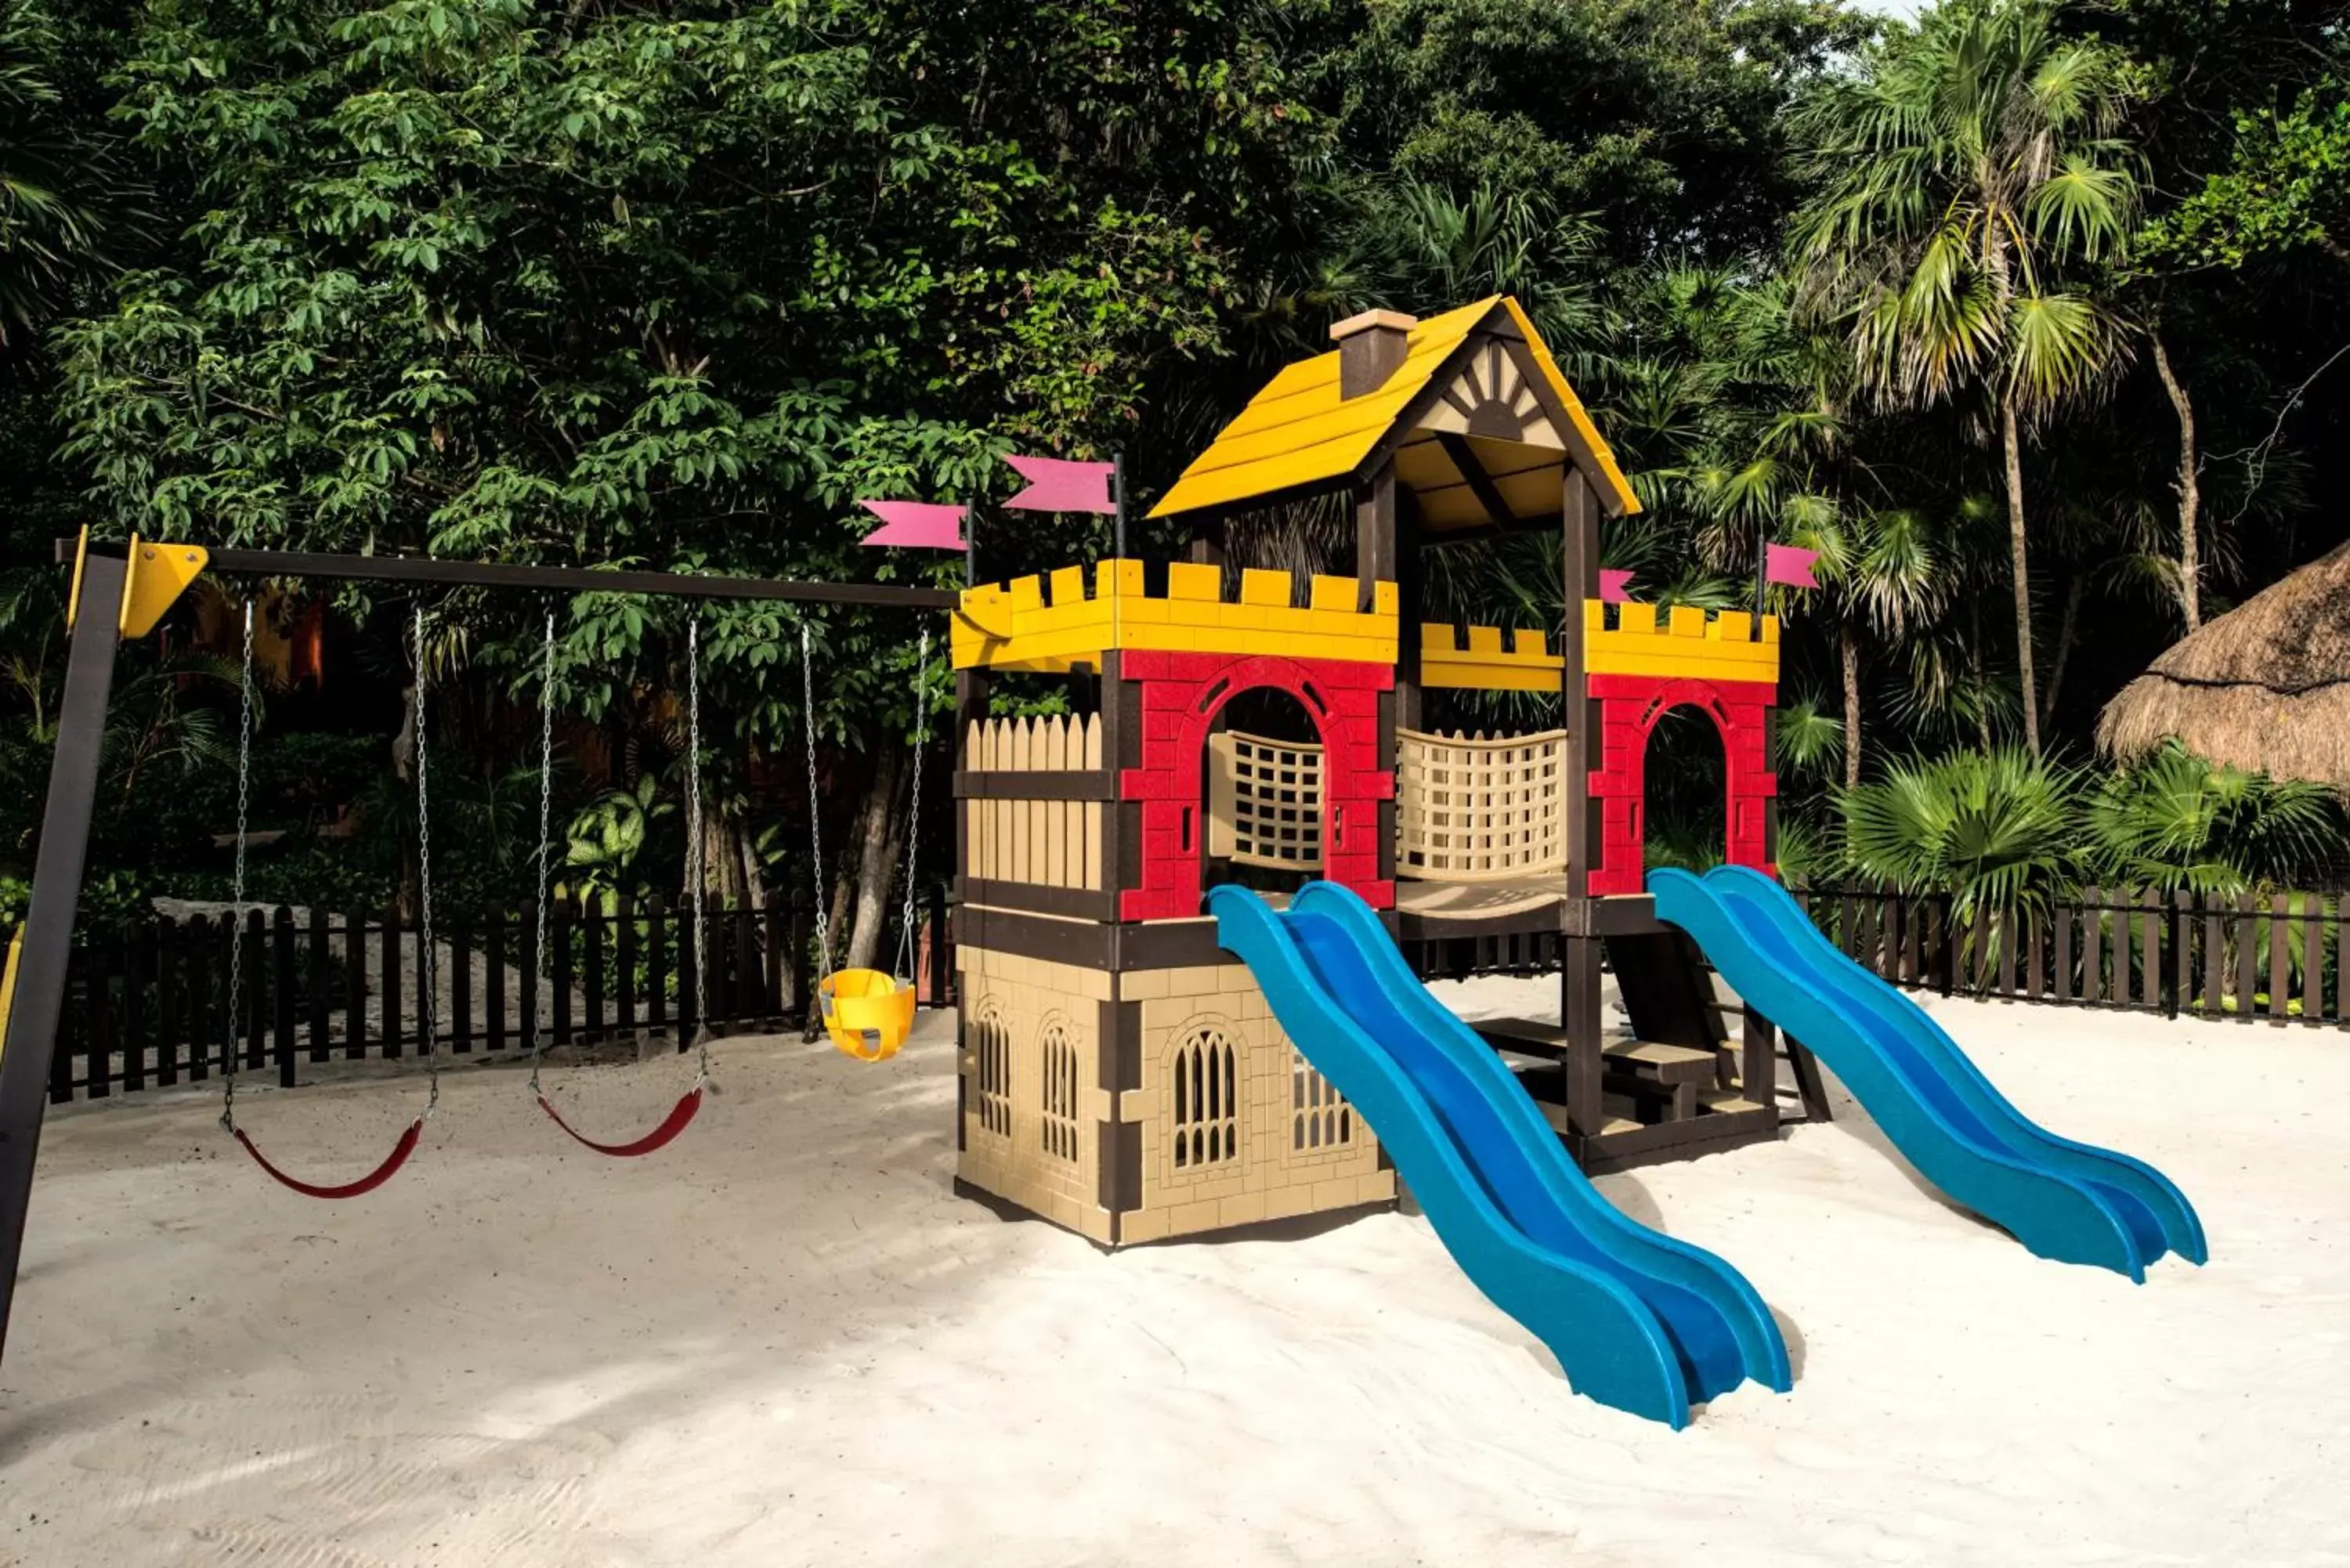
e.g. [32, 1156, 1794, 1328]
[950, 298, 1791, 1245]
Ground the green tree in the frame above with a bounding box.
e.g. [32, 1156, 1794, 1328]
[1792, 0, 2142, 755]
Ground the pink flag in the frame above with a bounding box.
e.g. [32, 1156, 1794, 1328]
[1598, 569, 1634, 604]
[1764, 544, 1820, 590]
[1002, 454, 1117, 515]
[857, 500, 967, 551]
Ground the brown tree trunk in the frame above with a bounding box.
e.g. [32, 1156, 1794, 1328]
[1999, 399, 2041, 755]
[2043, 574, 2084, 726]
[1840, 620, 1863, 793]
[2149, 330, 2201, 631]
[843, 747, 904, 971]
[1968, 597, 1993, 754]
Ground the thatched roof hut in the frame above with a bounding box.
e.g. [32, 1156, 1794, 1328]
[2098, 543, 2350, 787]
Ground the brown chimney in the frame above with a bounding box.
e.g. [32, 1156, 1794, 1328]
[1330, 309, 1416, 399]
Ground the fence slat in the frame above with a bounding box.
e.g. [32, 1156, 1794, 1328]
[121, 922, 148, 1093]
[2079, 887, 2102, 1006]
[2234, 892, 2257, 1023]
[2171, 891, 2192, 1020]
[273, 907, 298, 1089]
[616, 894, 638, 1037]
[2053, 901, 2073, 1004]
[154, 918, 180, 1087]
[2204, 897, 2225, 1016]
[736, 905, 759, 1028]
[344, 912, 367, 1060]
[1998, 906, 2016, 999]
[486, 910, 508, 1053]
[2303, 898, 2323, 1026]
[451, 914, 473, 1053]
[2269, 892, 2293, 1026]
[645, 894, 668, 1036]
[188, 915, 214, 1082]
[552, 898, 574, 1046]
[381, 909, 403, 1058]
[308, 906, 331, 1062]
[82, 941, 110, 1098]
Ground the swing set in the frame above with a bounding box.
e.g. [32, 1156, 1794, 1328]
[0, 532, 958, 1349]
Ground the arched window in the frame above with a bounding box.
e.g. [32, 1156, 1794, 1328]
[1039, 1016, 1080, 1164]
[1291, 1053, 1354, 1152]
[1170, 1024, 1242, 1171]
[970, 1006, 1013, 1141]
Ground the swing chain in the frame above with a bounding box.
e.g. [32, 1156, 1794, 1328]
[801, 619, 830, 972]
[220, 600, 256, 1135]
[414, 607, 439, 1118]
[529, 609, 556, 1095]
[685, 616, 710, 1081]
[894, 625, 929, 980]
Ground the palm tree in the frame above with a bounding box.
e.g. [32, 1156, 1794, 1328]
[1806, 505, 1945, 789]
[1791, 0, 2141, 755]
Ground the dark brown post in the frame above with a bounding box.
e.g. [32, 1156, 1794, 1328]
[0, 551, 126, 1359]
[1558, 469, 1606, 1142]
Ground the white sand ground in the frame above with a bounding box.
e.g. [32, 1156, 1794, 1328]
[3, 984, 2344, 1568]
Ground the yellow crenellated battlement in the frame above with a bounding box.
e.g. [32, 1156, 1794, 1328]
[1585, 600, 1779, 685]
[952, 559, 1398, 672]
[1419, 624, 1562, 692]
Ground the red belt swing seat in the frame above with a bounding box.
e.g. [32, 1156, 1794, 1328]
[525, 612, 712, 1158]
[222, 602, 439, 1198]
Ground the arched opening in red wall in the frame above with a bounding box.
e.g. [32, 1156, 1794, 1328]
[1198, 685, 1329, 899]
[1642, 702, 1730, 872]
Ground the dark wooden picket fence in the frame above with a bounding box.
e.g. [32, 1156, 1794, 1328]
[46, 885, 954, 1104]
[1789, 883, 2350, 1026]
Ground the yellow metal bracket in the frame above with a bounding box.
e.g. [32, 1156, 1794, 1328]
[116, 535, 210, 639]
[0, 926, 21, 1069]
[63, 527, 89, 634]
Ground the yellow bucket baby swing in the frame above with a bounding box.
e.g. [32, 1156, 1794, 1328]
[804, 620, 928, 1062]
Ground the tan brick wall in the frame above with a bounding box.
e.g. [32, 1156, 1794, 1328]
[956, 946, 1394, 1248]
[1115, 959, 1392, 1246]
[956, 947, 1116, 1245]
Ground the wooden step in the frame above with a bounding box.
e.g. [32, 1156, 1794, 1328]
[1697, 1088, 1766, 1116]
[1533, 1098, 1640, 1140]
[1604, 1040, 1717, 1083]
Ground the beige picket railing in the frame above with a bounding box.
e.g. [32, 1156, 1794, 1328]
[965, 714, 1104, 891]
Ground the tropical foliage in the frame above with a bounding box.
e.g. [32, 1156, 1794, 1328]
[4, 0, 2350, 935]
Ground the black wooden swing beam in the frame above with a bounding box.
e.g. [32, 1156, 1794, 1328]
[0, 537, 958, 1365]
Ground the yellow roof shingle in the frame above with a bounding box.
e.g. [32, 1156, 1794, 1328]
[1148, 296, 1640, 519]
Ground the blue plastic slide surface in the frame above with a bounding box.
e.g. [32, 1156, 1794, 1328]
[1208, 881, 1788, 1427]
[1649, 865, 2205, 1279]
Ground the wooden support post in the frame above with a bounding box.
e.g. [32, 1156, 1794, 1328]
[1562, 935, 1606, 1143]
[1356, 466, 1398, 614]
[0, 551, 127, 1363]
[1560, 470, 1600, 901]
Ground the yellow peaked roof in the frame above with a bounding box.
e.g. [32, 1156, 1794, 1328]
[1148, 296, 1641, 520]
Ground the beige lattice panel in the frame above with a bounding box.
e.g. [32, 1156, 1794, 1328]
[964, 714, 1103, 891]
[1115, 963, 1391, 1246]
[1206, 728, 1324, 869]
[1395, 728, 1567, 882]
[956, 946, 1115, 1244]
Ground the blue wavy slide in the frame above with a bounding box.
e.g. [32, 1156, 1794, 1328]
[1208, 880, 1790, 1427]
[1649, 865, 2206, 1280]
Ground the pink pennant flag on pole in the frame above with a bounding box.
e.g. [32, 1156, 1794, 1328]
[1002, 454, 1118, 515]
[1764, 544, 1820, 590]
[857, 500, 967, 551]
[1598, 569, 1635, 604]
